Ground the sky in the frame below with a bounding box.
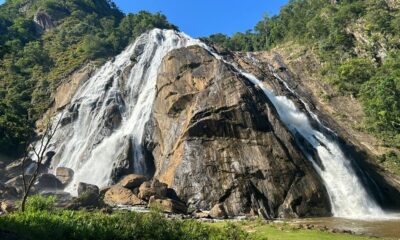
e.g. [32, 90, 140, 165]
[0, 0, 289, 37]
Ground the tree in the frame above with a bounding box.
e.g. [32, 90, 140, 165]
[20, 115, 62, 212]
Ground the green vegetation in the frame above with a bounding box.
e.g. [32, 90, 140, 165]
[0, 196, 373, 240]
[205, 0, 400, 169]
[0, 0, 176, 155]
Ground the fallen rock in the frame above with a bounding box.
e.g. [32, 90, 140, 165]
[35, 174, 63, 191]
[148, 196, 187, 214]
[104, 185, 145, 206]
[0, 201, 16, 213]
[192, 210, 210, 219]
[209, 203, 227, 219]
[118, 174, 147, 190]
[138, 179, 167, 201]
[56, 167, 74, 186]
[77, 182, 99, 197]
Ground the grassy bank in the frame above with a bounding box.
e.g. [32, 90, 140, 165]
[0, 211, 376, 240]
[0, 195, 374, 240]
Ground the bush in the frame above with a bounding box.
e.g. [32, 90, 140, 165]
[334, 58, 375, 95]
[24, 195, 56, 212]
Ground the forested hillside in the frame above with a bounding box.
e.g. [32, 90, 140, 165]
[205, 0, 400, 171]
[0, 0, 176, 154]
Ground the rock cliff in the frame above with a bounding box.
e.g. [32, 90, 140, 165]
[147, 46, 331, 218]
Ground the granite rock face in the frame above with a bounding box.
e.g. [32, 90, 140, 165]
[147, 46, 331, 218]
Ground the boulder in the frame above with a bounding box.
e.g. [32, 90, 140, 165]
[0, 201, 16, 213]
[77, 182, 99, 197]
[193, 210, 210, 219]
[138, 179, 167, 201]
[35, 174, 63, 191]
[56, 167, 74, 185]
[118, 174, 147, 190]
[104, 185, 145, 206]
[5, 158, 34, 180]
[148, 196, 187, 214]
[209, 204, 227, 219]
[5, 175, 33, 195]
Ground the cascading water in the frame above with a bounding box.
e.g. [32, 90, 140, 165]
[49, 29, 201, 193]
[196, 43, 386, 219]
[48, 28, 387, 219]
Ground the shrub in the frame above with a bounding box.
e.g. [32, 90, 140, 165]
[24, 195, 56, 212]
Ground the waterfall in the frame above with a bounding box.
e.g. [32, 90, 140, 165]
[48, 29, 386, 219]
[49, 29, 200, 193]
[195, 41, 386, 219]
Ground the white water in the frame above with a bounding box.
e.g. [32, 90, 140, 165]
[49, 29, 201, 194]
[49, 29, 387, 219]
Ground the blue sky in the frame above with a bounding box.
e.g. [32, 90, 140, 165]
[0, 0, 288, 37]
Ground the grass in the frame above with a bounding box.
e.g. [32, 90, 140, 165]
[209, 220, 375, 240]
[0, 195, 376, 240]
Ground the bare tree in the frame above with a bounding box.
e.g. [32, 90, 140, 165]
[20, 115, 62, 212]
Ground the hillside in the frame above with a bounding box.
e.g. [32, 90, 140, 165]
[205, 0, 400, 174]
[0, 0, 176, 155]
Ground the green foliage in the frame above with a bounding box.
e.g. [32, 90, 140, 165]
[24, 195, 56, 212]
[0, 0, 176, 155]
[205, 0, 400, 163]
[334, 58, 375, 95]
[0, 209, 248, 240]
[360, 52, 400, 138]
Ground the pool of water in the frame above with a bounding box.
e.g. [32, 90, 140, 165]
[290, 215, 400, 239]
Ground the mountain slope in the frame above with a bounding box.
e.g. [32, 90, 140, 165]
[0, 0, 176, 154]
[205, 0, 400, 174]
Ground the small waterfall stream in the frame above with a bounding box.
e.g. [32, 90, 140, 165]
[48, 29, 388, 219]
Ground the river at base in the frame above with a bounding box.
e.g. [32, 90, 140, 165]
[289, 215, 400, 239]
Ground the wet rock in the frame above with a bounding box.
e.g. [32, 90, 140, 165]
[104, 185, 145, 206]
[148, 196, 187, 214]
[150, 46, 331, 218]
[138, 179, 168, 201]
[118, 174, 147, 190]
[77, 183, 99, 197]
[209, 203, 228, 219]
[35, 174, 63, 192]
[56, 167, 74, 186]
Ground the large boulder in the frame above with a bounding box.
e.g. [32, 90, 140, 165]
[148, 196, 187, 214]
[56, 167, 74, 186]
[77, 182, 99, 197]
[35, 174, 63, 192]
[149, 46, 331, 218]
[138, 179, 168, 201]
[0, 201, 16, 213]
[209, 203, 228, 219]
[104, 185, 144, 206]
[118, 174, 147, 190]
